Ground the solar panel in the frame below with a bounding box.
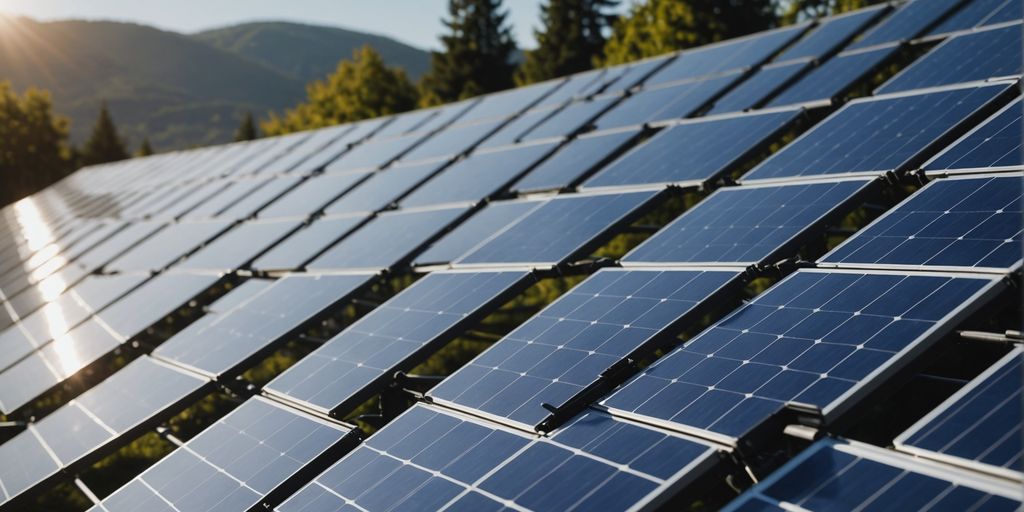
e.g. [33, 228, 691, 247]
[174, 218, 302, 273]
[876, 24, 1022, 95]
[722, 439, 1022, 511]
[206, 278, 274, 314]
[594, 73, 743, 130]
[643, 24, 810, 87]
[927, 0, 1013, 36]
[216, 176, 304, 220]
[256, 125, 354, 176]
[322, 160, 446, 215]
[455, 189, 662, 269]
[103, 220, 233, 273]
[95, 273, 220, 340]
[584, 109, 804, 190]
[774, 5, 890, 62]
[520, 96, 621, 141]
[746, 82, 1014, 182]
[924, 98, 1022, 175]
[256, 172, 371, 219]
[511, 127, 642, 193]
[249, 215, 368, 272]
[153, 273, 373, 378]
[398, 118, 507, 163]
[407, 100, 478, 135]
[414, 200, 544, 267]
[458, 81, 563, 125]
[474, 107, 557, 149]
[598, 55, 674, 96]
[0, 356, 209, 509]
[622, 179, 873, 266]
[373, 109, 443, 140]
[180, 177, 275, 220]
[895, 347, 1022, 481]
[323, 132, 423, 174]
[533, 69, 607, 108]
[276, 405, 721, 512]
[306, 206, 469, 272]
[984, 0, 1023, 23]
[847, 0, 965, 50]
[429, 268, 741, 429]
[765, 45, 899, 108]
[74, 222, 166, 273]
[399, 141, 559, 209]
[601, 269, 1002, 444]
[820, 174, 1023, 272]
[264, 270, 531, 415]
[287, 120, 385, 176]
[90, 396, 358, 512]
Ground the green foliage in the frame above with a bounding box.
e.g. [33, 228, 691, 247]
[600, 0, 778, 65]
[234, 111, 259, 141]
[419, 0, 518, 106]
[516, 0, 619, 85]
[135, 137, 154, 157]
[80, 103, 129, 167]
[262, 45, 419, 136]
[0, 81, 72, 207]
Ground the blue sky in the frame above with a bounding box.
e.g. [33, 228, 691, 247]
[0, 0, 625, 50]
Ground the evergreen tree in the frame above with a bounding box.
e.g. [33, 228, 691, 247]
[600, 0, 777, 65]
[263, 45, 418, 135]
[516, 0, 619, 85]
[80, 102, 129, 167]
[235, 111, 258, 141]
[0, 82, 72, 206]
[419, 0, 518, 106]
[136, 137, 154, 157]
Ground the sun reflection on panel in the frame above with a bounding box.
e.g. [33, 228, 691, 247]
[12, 197, 68, 302]
[50, 329, 83, 376]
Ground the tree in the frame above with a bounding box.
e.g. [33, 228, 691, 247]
[262, 45, 418, 136]
[516, 0, 619, 85]
[600, 0, 777, 65]
[80, 102, 129, 167]
[0, 82, 72, 206]
[136, 137, 154, 157]
[235, 111, 258, 141]
[419, 0, 518, 106]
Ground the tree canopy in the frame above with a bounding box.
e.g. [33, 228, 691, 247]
[419, 0, 518, 106]
[262, 45, 418, 135]
[80, 103, 129, 167]
[0, 82, 72, 206]
[234, 112, 259, 141]
[516, 0, 619, 85]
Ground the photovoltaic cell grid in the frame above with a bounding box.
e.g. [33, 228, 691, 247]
[927, 0, 1016, 36]
[895, 347, 1022, 481]
[704, 62, 811, 115]
[593, 73, 744, 130]
[510, 128, 641, 193]
[278, 405, 720, 512]
[265, 271, 531, 415]
[722, 440, 1022, 512]
[90, 397, 357, 512]
[773, 5, 890, 62]
[766, 45, 900, 108]
[429, 268, 740, 429]
[821, 175, 1023, 272]
[924, 98, 1023, 174]
[249, 215, 368, 272]
[745, 82, 1014, 181]
[847, 0, 965, 50]
[622, 179, 873, 266]
[601, 270, 1001, 443]
[414, 200, 544, 267]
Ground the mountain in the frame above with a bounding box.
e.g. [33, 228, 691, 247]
[0, 17, 430, 150]
[193, 21, 430, 84]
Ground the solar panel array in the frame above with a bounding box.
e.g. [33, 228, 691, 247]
[0, 1, 1020, 510]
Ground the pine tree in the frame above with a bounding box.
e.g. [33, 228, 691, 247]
[419, 0, 518, 106]
[235, 111, 258, 141]
[0, 82, 72, 206]
[262, 45, 418, 135]
[80, 102, 129, 167]
[136, 137, 154, 157]
[516, 0, 619, 85]
[600, 0, 777, 65]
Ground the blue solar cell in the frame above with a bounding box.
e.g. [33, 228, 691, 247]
[104, 220, 232, 273]
[324, 160, 446, 215]
[520, 96, 621, 141]
[705, 62, 811, 115]
[847, 0, 964, 50]
[258, 125, 353, 176]
[644, 24, 810, 87]
[216, 176, 304, 220]
[475, 107, 557, 149]
[429, 268, 740, 429]
[722, 440, 1022, 512]
[455, 190, 661, 268]
[373, 109, 442, 140]
[249, 215, 368, 272]
[399, 119, 507, 162]
[97, 273, 220, 340]
[174, 218, 302, 272]
[599, 55, 674, 95]
[748, 83, 1013, 181]
[766, 45, 898, 108]
[925, 98, 1022, 174]
[458, 80, 562, 124]
[623, 180, 872, 265]
[324, 133, 423, 174]
[511, 128, 642, 193]
[399, 141, 559, 209]
[534, 69, 606, 108]
[257, 172, 370, 219]
[92, 397, 357, 512]
[408, 100, 478, 135]
[277, 405, 719, 512]
[307, 206, 469, 271]
[602, 270, 1000, 442]
[414, 200, 544, 266]
[820, 175, 1023, 272]
[595, 74, 743, 130]
[984, 0, 1023, 23]
[264, 271, 530, 414]
[585, 109, 803, 189]
[877, 24, 1022, 95]
[290, 120, 386, 175]
[181, 177, 276, 220]
[775, 5, 890, 61]
[928, 0, 1013, 36]
[154, 273, 373, 377]
[895, 347, 1022, 480]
